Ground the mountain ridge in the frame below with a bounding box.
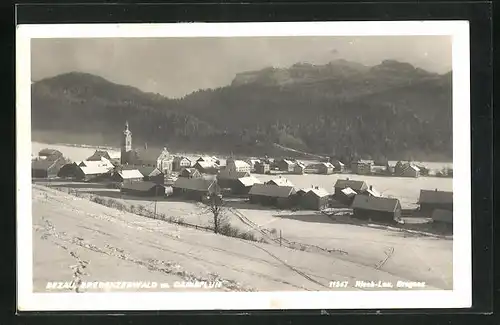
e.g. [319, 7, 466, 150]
[31, 59, 453, 162]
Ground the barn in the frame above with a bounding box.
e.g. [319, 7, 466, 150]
[193, 161, 220, 175]
[87, 150, 120, 165]
[120, 181, 166, 197]
[136, 166, 164, 184]
[112, 169, 144, 183]
[266, 176, 295, 187]
[333, 179, 369, 196]
[217, 170, 251, 190]
[293, 162, 306, 175]
[172, 177, 220, 201]
[232, 176, 262, 195]
[32, 158, 65, 179]
[248, 184, 296, 209]
[351, 195, 402, 223]
[418, 189, 453, 215]
[299, 187, 331, 210]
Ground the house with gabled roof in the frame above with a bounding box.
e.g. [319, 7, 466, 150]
[299, 186, 331, 210]
[248, 184, 296, 209]
[266, 176, 295, 187]
[121, 181, 166, 197]
[226, 159, 251, 173]
[418, 189, 453, 215]
[333, 179, 369, 195]
[111, 169, 144, 183]
[193, 161, 220, 175]
[351, 195, 402, 223]
[172, 156, 192, 171]
[172, 177, 220, 201]
[87, 150, 120, 165]
[276, 159, 296, 172]
[179, 167, 202, 179]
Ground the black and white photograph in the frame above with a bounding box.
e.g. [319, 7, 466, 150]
[16, 21, 471, 311]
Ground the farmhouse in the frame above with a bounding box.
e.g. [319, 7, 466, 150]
[276, 159, 295, 172]
[331, 160, 345, 172]
[32, 158, 65, 178]
[254, 161, 271, 174]
[179, 168, 202, 179]
[193, 161, 220, 175]
[293, 162, 306, 175]
[418, 189, 453, 215]
[307, 162, 334, 175]
[226, 159, 251, 173]
[231, 176, 263, 195]
[137, 166, 164, 184]
[395, 161, 420, 177]
[197, 156, 220, 165]
[248, 184, 296, 209]
[351, 160, 373, 175]
[266, 176, 295, 187]
[87, 150, 120, 165]
[172, 177, 220, 201]
[351, 195, 402, 223]
[172, 156, 192, 171]
[78, 158, 115, 170]
[333, 179, 369, 206]
[121, 181, 166, 197]
[333, 179, 369, 196]
[217, 170, 251, 189]
[58, 162, 112, 182]
[112, 169, 144, 183]
[299, 187, 331, 211]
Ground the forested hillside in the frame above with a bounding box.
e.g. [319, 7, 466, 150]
[31, 59, 453, 161]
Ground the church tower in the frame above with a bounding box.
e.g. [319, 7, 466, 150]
[121, 121, 132, 164]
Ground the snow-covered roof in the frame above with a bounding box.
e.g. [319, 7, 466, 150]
[196, 161, 218, 169]
[267, 177, 294, 187]
[235, 160, 251, 168]
[366, 187, 382, 197]
[118, 169, 144, 179]
[341, 187, 357, 197]
[307, 187, 330, 197]
[79, 166, 110, 175]
[238, 176, 262, 187]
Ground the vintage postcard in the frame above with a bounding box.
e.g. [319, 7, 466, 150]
[16, 21, 471, 311]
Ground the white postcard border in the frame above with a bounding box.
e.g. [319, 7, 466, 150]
[16, 21, 471, 311]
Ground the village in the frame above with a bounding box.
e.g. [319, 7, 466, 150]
[30, 121, 455, 291]
[32, 121, 454, 229]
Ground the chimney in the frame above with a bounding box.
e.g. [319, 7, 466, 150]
[144, 142, 148, 149]
[370, 185, 373, 190]
[435, 188, 438, 191]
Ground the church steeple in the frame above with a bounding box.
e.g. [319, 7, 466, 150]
[121, 120, 132, 164]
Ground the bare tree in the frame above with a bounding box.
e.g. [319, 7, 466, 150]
[204, 193, 228, 234]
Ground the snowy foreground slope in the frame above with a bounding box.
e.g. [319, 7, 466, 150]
[32, 185, 443, 293]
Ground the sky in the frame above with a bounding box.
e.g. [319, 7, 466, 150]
[31, 36, 452, 98]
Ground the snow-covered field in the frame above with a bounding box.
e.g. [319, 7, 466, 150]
[34, 181, 452, 291]
[33, 184, 442, 292]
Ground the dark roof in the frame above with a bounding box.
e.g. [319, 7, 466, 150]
[180, 168, 200, 176]
[418, 190, 453, 204]
[351, 195, 400, 213]
[121, 181, 165, 192]
[217, 170, 250, 180]
[248, 184, 296, 198]
[32, 159, 57, 171]
[173, 177, 216, 191]
[334, 179, 368, 192]
[137, 166, 161, 177]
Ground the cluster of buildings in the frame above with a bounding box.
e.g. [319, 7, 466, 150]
[31, 121, 453, 226]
